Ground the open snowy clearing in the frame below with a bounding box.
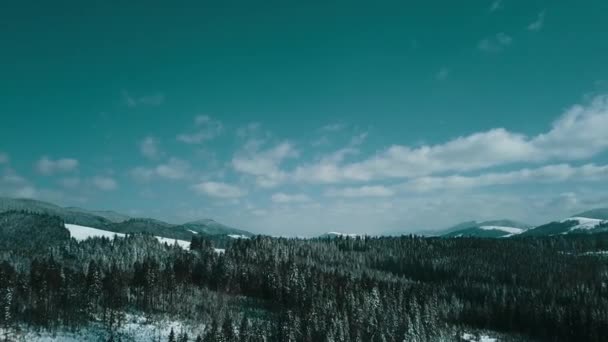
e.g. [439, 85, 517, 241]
[462, 332, 498, 342]
[228, 234, 249, 239]
[561, 217, 606, 231]
[65, 224, 224, 253]
[478, 226, 524, 235]
[325, 232, 361, 237]
[2, 314, 206, 342]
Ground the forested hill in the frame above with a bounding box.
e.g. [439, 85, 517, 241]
[0, 211, 70, 250]
[1, 214, 608, 341]
[0, 197, 253, 242]
[414, 210, 608, 238]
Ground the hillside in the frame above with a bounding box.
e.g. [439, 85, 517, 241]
[439, 219, 530, 238]
[180, 219, 253, 237]
[573, 208, 608, 220]
[64, 206, 131, 223]
[0, 197, 113, 227]
[522, 217, 608, 236]
[443, 226, 525, 238]
[0, 211, 70, 250]
[0, 197, 253, 242]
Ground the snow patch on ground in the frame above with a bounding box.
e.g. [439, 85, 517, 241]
[188, 229, 198, 234]
[325, 232, 361, 237]
[65, 223, 125, 240]
[4, 314, 205, 341]
[228, 234, 249, 239]
[154, 236, 191, 249]
[462, 332, 498, 342]
[65, 224, 192, 250]
[580, 250, 608, 256]
[478, 226, 524, 235]
[561, 217, 606, 231]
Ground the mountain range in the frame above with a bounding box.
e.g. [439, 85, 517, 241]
[2, 197, 608, 242]
[0, 197, 253, 245]
[415, 210, 608, 238]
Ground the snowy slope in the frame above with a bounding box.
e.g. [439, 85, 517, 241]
[65, 223, 227, 253]
[322, 232, 361, 238]
[228, 234, 250, 239]
[462, 333, 497, 342]
[65, 223, 126, 240]
[561, 217, 607, 231]
[478, 226, 524, 235]
[444, 225, 526, 238]
[5, 314, 206, 342]
[154, 236, 191, 249]
[66, 224, 189, 249]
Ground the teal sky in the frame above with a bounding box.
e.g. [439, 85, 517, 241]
[2, 1, 608, 235]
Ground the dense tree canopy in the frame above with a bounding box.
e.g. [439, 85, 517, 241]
[1, 212, 607, 341]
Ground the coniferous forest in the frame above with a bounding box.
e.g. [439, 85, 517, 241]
[1, 211, 608, 341]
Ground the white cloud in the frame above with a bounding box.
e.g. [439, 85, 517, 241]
[436, 67, 450, 81]
[528, 10, 546, 31]
[139, 136, 161, 160]
[59, 177, 81, 188]
[156, 159, 190, 179]
[0, 168, 36, 199]
[1, 168, 27, 186]
[232, 141, 297, 187]
[478, 32, 513, 52]
[325, 185, 395, 198]
[131, 158, 192, 181]
[92, 176, 118, 191]
[177, 115, 223, 144]
[122, 90, 165, 107]
[401, 163, 608, 193]
[532, 95, 608, 159]
[13, 186, 37, 198]
[271, 193, 311, 203]
[192, 181, 246, 198]
[292, 134, 365, 184]
[236, 123, 262, 139]
[319, 123, 346, 132]
[36, 156, 79, 175]
[490, 0, 502, 12]
[292, 95, 608, 184]
[0, 165, 89, 204]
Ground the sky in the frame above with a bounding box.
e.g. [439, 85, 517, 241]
[1, 0, 608, 236]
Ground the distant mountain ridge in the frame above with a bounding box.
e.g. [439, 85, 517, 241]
[442, 221, 530, 238]
[0, 197, 115, 227]
[572, 208, 608, 220]
[0, 211, 71, 250]
[521, 216, 608, 237]
[3, 197, 607, 240]
[318, 232, 363, 239]
[0, 197, 253, 242]
[440, 209, 608, 238]
[64, 206, 130, 223]
[416, 219, 531, 238]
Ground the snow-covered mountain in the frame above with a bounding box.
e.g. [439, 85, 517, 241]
[0, 197, 253, 244]
[441, 220, 531, 238]
[440, 211, 608, 238]
[522, 214, 608, 236]
[572, 208, 608, 220]
[65, 223, 226, 252]
[561, 217, 606, 231]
